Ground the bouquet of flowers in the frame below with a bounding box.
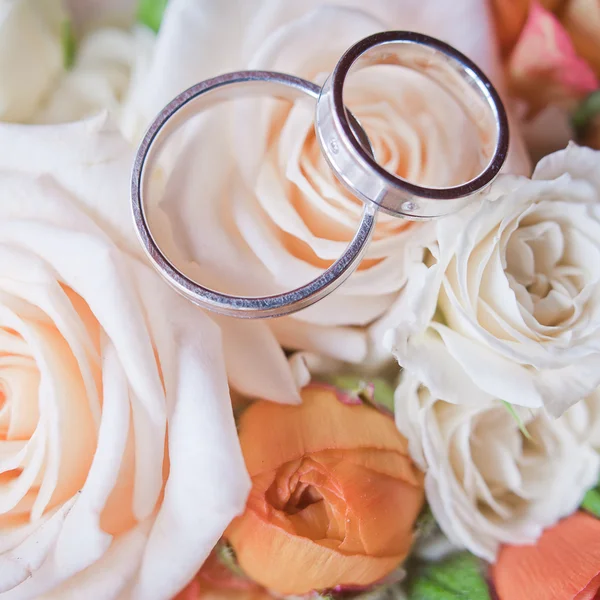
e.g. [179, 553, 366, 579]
[1, 0, 600, 599]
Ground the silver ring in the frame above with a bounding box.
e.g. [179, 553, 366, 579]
[131, 71, 377, 319]
[315, 31, 510, 219]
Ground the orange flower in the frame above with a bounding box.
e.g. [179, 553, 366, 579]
[226, 385, 424, 595]
[492, 512, 600, 600]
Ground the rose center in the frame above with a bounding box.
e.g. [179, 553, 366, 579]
[266, 458, 327, 514]
[264, 456, 345, 541]
[283, 484, 323, 515]
[505, 219, 584, 326]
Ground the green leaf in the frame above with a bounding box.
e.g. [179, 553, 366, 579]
[572, 90, 600, 135]
[582, 485, 600, 518]
[371, 379, 395, 412]
[215, 542, 248, 579]
[501, 401, 532, 441]
[137, 0, 168, 33]
[406, 553, 492, 600]
[61, 20, 76, 69]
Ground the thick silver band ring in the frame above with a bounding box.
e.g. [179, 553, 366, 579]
[131, 71, 377, 319]
[316, 31, 510, 219]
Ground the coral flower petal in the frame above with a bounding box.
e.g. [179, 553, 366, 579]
[493, 512, 600, 600]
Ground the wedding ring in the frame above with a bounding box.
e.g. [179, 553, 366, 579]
[131, 71, 377, 319]
[315, 31, 510, 219]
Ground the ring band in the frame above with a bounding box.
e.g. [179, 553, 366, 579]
[131, 71, 377, 319]
[315, 31, 510, 219]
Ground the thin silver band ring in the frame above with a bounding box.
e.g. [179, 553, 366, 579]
[131, 71, 377, 319]
[315, 31, 510, 219]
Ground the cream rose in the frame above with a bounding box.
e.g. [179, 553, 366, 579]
[386, 143, 600, 417]
[121, 0, 531, 378]
[0, 0, 152, 128]
[395, 372, 600, 561]
[34, 25, 154, 128]
[562, 388, 600, 452]
[0, 0, 65, 122]
[0, 117, 249, 600]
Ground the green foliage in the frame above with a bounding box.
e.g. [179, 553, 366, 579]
[372, 378, 395, 412]
[405, 553, 492, 600]
[572, 90, 600, 134]
[137, 0, 169, 33]
[582, 484, 600, 518]
[61, 20, 76, 69]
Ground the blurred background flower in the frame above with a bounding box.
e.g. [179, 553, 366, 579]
[493, 0, 598, 115]
[491, 0, 600, 157]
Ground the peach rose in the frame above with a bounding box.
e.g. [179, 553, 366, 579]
[492, 512, 600, 600]
[225, 385, 424, 595]
[0, 117, 249, 599]
[121, 0, 530, 392]
[4, 0, 531, 404]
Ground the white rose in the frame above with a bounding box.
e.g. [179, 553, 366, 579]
[0, 117, 249, 600]
[386, 143, 600, 417]
[395, 372, 600, 561]
[120, 0, 531, 379]
[34, 25, 154, 128]
[562, 388, 600, 451]
[0, 0, 65, 122]
[0, 0, 153, 128]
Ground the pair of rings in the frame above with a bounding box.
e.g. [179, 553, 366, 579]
[132, 31, 509, 319]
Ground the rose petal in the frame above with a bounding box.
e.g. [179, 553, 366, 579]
[128, 279, 250, 599]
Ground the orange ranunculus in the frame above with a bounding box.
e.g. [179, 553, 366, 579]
[492, 512, 600, 600]
[225, 385, 424, 595]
